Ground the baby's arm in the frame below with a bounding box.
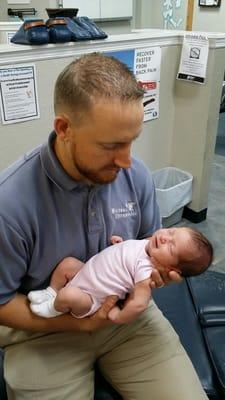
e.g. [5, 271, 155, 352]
[108, 278, 151, 324]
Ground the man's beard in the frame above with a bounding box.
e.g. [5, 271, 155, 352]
[74, 158, 120, 185]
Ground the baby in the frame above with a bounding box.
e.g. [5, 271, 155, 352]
[28, 227, 213, 324]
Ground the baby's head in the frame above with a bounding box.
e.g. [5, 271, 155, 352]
[147, 227, 213, 277]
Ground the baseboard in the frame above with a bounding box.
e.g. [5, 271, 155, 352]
[216, 136, 225, 146]
[183, 207, 207, 223]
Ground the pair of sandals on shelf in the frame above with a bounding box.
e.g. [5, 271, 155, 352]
[11, 16, 108, 45]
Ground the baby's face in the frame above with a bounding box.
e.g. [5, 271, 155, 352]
[147, 227, 193, 270]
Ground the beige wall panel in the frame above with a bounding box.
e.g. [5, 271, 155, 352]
[172, 47, 225, 211]
[0, 56, 75, 169]
[0, 31, 224, 216]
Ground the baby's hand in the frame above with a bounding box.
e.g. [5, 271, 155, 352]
[110, 235, 123, 245]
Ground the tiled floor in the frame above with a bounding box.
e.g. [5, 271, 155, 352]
[177, 144, 225, 274]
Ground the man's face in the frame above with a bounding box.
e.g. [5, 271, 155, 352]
[59, 99, 144, 184]
[148, 227, 194, 271]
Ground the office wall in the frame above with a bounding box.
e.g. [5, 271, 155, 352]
[1, 0, 46, 20]
[193, 1, 225, 32]
[132, 45, 178, 170]
[0, 57, 62, 169]
[172, 47, 224, 210]
[0, 31, 224, 214]
[2, 1, 225, 33]
[134, 0, 225, 33]
[0, 44, 178, 172]
[0, 0, 135, 34]
[135, 1, 225, 34]
[135, 0, 188, 30]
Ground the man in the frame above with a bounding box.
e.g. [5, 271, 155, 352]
[0, 53, 207, 399]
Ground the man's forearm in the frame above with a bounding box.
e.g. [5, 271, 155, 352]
[0, 294, 89, 333]
[0, 293, 117, 333]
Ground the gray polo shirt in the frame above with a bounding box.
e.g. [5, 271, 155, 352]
[0, 132, 160, 304]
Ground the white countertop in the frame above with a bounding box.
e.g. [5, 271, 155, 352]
[0, 29, 225, 65]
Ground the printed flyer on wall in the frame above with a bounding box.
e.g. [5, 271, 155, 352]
[106, 47, 161, 121]
[177, 33, 209, 84]
[0, 64, 40, 125]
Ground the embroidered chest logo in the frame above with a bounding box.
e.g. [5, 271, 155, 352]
[112, 201, 137, 219]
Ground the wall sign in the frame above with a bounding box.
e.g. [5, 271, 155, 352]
[199, 0, 221, 7]
[177, 33, 209, 84]
[106, 48, 161, 122]
[0, 64, 40, 124]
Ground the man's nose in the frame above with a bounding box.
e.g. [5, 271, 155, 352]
[114, 145, 131, 169]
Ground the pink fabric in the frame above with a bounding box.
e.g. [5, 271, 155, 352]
[67, 239, 152, 317]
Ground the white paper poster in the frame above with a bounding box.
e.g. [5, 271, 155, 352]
[6, 32, 16, 44]
[7, 0, 31, 4]
[0, 64, 40, 124]
[134, 47, 161, 121]
[177, 33, 209, 84]
[106, 47, 161, 122]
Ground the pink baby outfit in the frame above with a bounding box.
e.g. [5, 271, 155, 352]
[67, 239, 153, 317]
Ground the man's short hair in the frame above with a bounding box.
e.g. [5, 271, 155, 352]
[54, 52, 144, 120]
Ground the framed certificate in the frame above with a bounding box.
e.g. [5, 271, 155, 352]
[199, 0, 221, 7]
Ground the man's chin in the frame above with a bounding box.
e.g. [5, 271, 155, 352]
[91, 175, 118, 185]
[87, 171, 119, 185]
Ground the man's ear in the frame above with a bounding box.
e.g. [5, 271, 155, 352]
[54, 114, 71, 142]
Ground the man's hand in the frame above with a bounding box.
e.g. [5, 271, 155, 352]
[150, 257, 182, 289]
[82, 295, 118, 332]
[108, 279, 151, 324]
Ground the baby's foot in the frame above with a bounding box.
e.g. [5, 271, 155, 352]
[28, 287, 57, 304]
[30, 299, 63, 318]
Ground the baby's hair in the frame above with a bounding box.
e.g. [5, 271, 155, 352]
[178, 228, 213, 277]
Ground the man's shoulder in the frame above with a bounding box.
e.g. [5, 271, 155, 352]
[0, 145, 42, 188]
[0, 145, 43, 214]
[124, 157, 153, 186]
[131, 156, 148, 171]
